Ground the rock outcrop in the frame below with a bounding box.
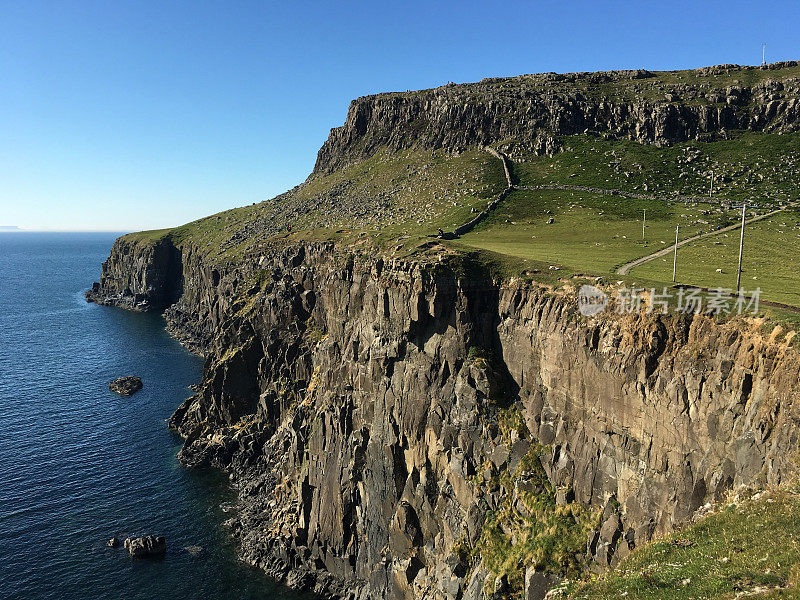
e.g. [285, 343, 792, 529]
[315, 63, 800, 174]
[89, 238, 800, 599]
[124, 535, 166, 558]
[86, 236, 183, 311]
[109, 376, 143, 396]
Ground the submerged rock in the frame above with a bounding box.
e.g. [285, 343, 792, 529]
[109, 376, 142, 396]
[124, 535, 166, 558]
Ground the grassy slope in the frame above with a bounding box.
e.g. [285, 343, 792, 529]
[125, 147, 506, 263]
[510, 133, 800, 204]
[561, 488, 800, 600]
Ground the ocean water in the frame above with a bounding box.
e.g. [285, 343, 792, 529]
[0, 232, 302, 600]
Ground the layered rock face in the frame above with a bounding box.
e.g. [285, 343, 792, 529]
[314, 63, 800, 173]
[89, 239, 800, 599]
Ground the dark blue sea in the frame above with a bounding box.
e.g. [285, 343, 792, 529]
[0, 232, 301, 600]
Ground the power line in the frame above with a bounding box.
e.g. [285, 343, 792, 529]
[643, 209, 646, 243]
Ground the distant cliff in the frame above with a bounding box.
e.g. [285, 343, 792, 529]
[315, 62, 800, 174]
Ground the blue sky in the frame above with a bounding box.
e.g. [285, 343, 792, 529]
[1, 1, 798, 231]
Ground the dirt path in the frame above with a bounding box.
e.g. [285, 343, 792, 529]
[616, 209, 784, 275]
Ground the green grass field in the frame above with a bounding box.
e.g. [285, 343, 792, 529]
[452, 131, 800, 308]
[630, 211, 800, 307]
[562, 488, 800, 600]
[455, 188, 738, 274]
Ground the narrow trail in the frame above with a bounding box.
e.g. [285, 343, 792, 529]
[616, 208, 784, 275]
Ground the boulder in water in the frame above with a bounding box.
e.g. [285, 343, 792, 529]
[124, 535, 166, 558]
[109, 376, 142, 396]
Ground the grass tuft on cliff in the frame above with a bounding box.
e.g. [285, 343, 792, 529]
[459, 403, 600, 597]
[475, 444, 600, 594]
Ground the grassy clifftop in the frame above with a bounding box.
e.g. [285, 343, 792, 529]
[361, 62, 800, 106]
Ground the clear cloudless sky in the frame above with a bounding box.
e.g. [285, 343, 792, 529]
[1, 0, 798, 231]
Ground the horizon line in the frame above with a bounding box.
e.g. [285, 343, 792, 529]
[0, 228, 132, 233]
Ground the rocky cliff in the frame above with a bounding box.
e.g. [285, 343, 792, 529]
[88, 237, 800, 600]
[315, 62, 800, 174]
[86, 235, 183, 312]
[87, 62, 800, 600]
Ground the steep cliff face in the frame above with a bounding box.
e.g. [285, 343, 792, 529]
[314, 63, 800, 174]
[86, 236, 183, 311]
[89, 239, 800, 600]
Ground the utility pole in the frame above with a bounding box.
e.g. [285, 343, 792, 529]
[731, 202, 759, 292]
[709, 171, 714, 198]
[673, 225, 679, 283]
[643, 209, 646, 243]
[736, 204, 747, 292]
